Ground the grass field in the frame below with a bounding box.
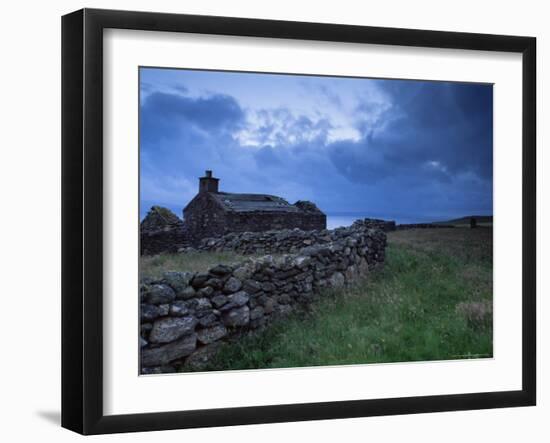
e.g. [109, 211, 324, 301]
[140, 250, 261, 279]
[188, 227, 493, 372]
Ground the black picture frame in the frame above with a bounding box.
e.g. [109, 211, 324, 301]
[61, 8, 536, 435]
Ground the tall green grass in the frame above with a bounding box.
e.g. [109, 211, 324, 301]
[189, 229, 493, 371]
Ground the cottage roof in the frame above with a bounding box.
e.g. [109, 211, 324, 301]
[211, 192, 302, 213]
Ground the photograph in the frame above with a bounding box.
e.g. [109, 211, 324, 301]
[138, 67, 494, 375]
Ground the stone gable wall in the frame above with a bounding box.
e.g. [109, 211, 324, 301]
[139, 224, 387, 374]
[183, 194, 228, 245]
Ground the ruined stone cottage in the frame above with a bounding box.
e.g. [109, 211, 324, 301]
[183, 170, 326, 243]
[140, 206, 187, 255]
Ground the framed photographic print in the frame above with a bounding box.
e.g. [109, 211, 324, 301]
[61, 8, 536, 435]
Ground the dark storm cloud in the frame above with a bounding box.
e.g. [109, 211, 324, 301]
[329, 81, 493, 187]
[141, 91, 245, 143]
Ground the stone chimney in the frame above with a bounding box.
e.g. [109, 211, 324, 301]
[199, 170, 219, 193]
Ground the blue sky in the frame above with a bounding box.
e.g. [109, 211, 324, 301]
[140, 67, 493, 224]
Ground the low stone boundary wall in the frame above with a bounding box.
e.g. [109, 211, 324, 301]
[197, 228, 343, 255]
[396, 223, 454, 230]
[196, 219, 393, 256]
[139, 225, 387, 374]
[352, 218, 396, 232]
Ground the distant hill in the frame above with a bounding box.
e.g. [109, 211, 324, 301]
[434, 215, 493, 226]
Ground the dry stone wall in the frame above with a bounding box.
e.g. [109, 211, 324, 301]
[351, 218, 455, 232]
[196, 227, 354, 255]
[396, 223, 454, 230]
[139, 223, 387, 374]
[140, 226, 190, 256]
[352, 218, 397, 232]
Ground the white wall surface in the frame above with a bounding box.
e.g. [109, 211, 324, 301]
[0, 0, 547, 441]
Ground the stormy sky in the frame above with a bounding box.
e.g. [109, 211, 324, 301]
[140, 67, 493, 224]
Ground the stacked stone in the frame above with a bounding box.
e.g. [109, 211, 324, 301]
[140, 225, 190, 256]
[196, 223, 387, 256]
[352, 218, 397, 232]
[140, 225, 387, 374]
